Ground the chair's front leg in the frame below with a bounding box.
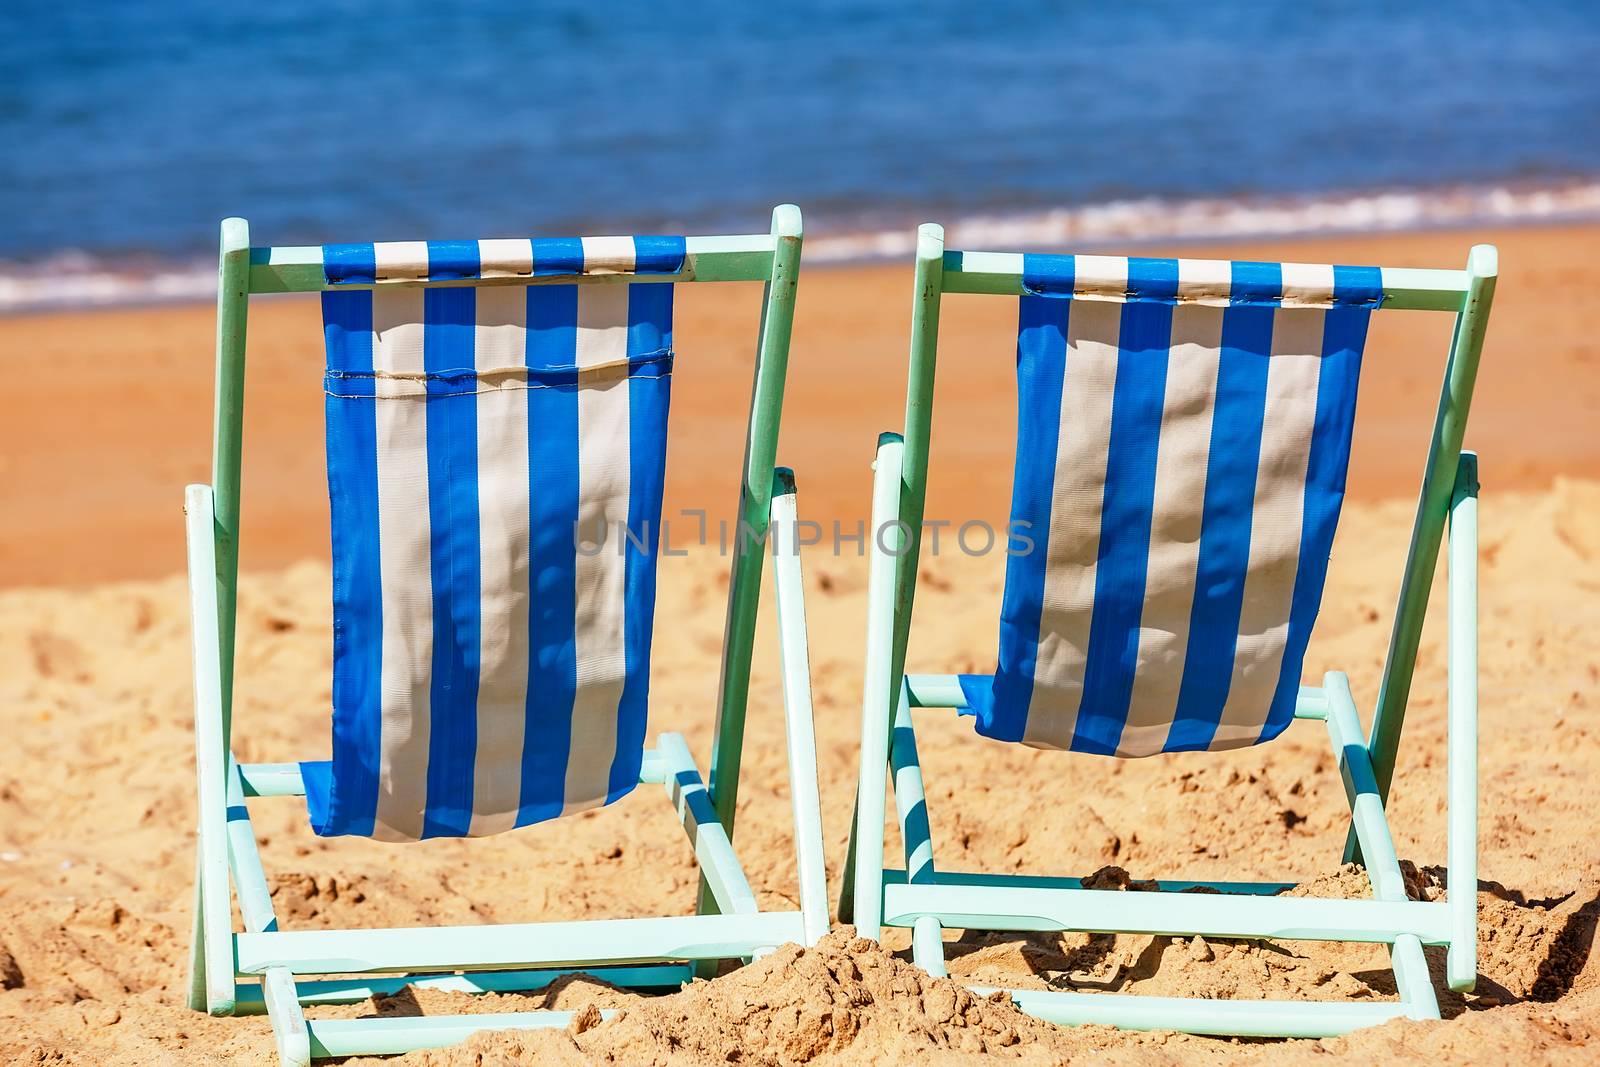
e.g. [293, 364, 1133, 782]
[767, 468, 830, 946]
[851, 433, 908, 941]
[184, 484, 237, 1016]
[1446, 451, 1480, 991]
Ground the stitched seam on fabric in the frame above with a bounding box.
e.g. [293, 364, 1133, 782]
[325, 351, 674, 398]
[1019, 287, 1379, 309]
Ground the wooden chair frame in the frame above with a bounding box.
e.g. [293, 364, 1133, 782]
[183, 207, 830, 1063]
[842, 223, 1496, 1037]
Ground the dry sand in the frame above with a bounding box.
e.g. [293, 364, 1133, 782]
[1, 223, 1597, 1063]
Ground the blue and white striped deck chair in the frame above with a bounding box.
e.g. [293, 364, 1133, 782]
[181, 208, 829, 1066]
[846, 224, 1496, 1038]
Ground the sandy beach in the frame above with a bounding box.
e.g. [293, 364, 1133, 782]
[2, 222, 1598, 1064]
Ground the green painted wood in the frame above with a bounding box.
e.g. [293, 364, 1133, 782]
[232, 965, 691, 1013]
[224, 762, 279, 934]
[246, 236, 776, 294]
[939, 250, 1472, 311]
[235, 911, 807, 976]
[892, 227, 947, 698]
[901, 674, 1331, 718]
[238, 749, 670, 797]
[848, 226, 1490, 1038]
[197, 209, 824, 1062]
[1350, 244, 1497, 863]
[261, 968, 311, 1067]
[307, 1011, 618, 1059]
[879, 869, 1298, 896]
[767, 469, 831, 945]
[911, 917, 948, 977]
[847, 433, 907, 940]
[881, 882, 1451, 943]
[184, 854, 207, 1012]
[183, 484, 237, 1017]
[697, 204, 803, 930]
[1323, 672, 1442, 1021]
[212, 219, 251, 750]
[889, 687, 935, 885]
[1446, 452, 1480, 991]
[657, 732, 760, 917]
[985, 987, 1412, 1038]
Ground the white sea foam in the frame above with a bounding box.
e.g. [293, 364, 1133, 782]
[2, 179, 1597, 314]
[803, 179, 1600, 263]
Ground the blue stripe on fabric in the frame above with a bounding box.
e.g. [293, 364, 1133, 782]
[1258, 265, 1378, 743]
[419, 287, 482, 838]
[323, 356, 672, 396]
[323, 243, 377, 285]
[978, 253, 1074, 742]
[632, 236, 687, 274]
[1019, 253, 1076, 296]
[427, 240, 481, 281]
[1227, 261, 1286, 306]
[609, 282, 675, 801]
[532, 238, 585, 276]
[955, 674, 992, 718]
[517, 284, 581, 825]
[1070, 258, 1178, 755]
[1163, 261, 1282, 752]
[310, 288, 381, 836]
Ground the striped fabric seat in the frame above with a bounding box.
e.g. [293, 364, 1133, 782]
[958, 254, 1381, 757]
[302, 236, 684, 840]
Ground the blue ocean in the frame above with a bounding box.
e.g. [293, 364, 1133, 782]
[1, 1, 1597, 309]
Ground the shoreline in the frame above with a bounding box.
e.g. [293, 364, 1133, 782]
[3, 177, 1598, 317]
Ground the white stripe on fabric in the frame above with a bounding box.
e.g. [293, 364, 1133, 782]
[565, 277, 635, 812]
[580, 236, 638, 275]
[1279, 262, 1340, 308]
[1024, 258, 1125, 749]
[477, 239, 534, 280]
[467, 285, 532, 836]
[370, 287, 433, 841]
[1070, 255, 1131, 302]
[372, 241, 431, 282]
[1211, 289, 1331, 748]
[1174, 258, 1233, 308]
[1114, 295, 1225, 757]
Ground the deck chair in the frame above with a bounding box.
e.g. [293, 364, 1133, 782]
[182, 207, 829, 1065]
[844, 224, 1495, 1037]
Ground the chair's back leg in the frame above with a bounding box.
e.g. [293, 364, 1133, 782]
[185, 853, 208, 1012]
[1446, 453, 1480, 991]
[891, 224, 947, 686]
[211, 218, 251, 751]
[701, 206, 803, 871]
[1351, 245, 1496, 862]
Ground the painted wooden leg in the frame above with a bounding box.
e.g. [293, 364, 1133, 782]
[912, 917, 948, 978]
[261, 968, 311, 1067]
[1446, 451, 1480, 991]
[185, 853, 207, 1012]
[1325, 673, 1441, 1021]
[851, 435, 906, 941]
[185, 484, 237, 1016]
[770, 469, 830, 945]
[837, 798, 859, 925]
